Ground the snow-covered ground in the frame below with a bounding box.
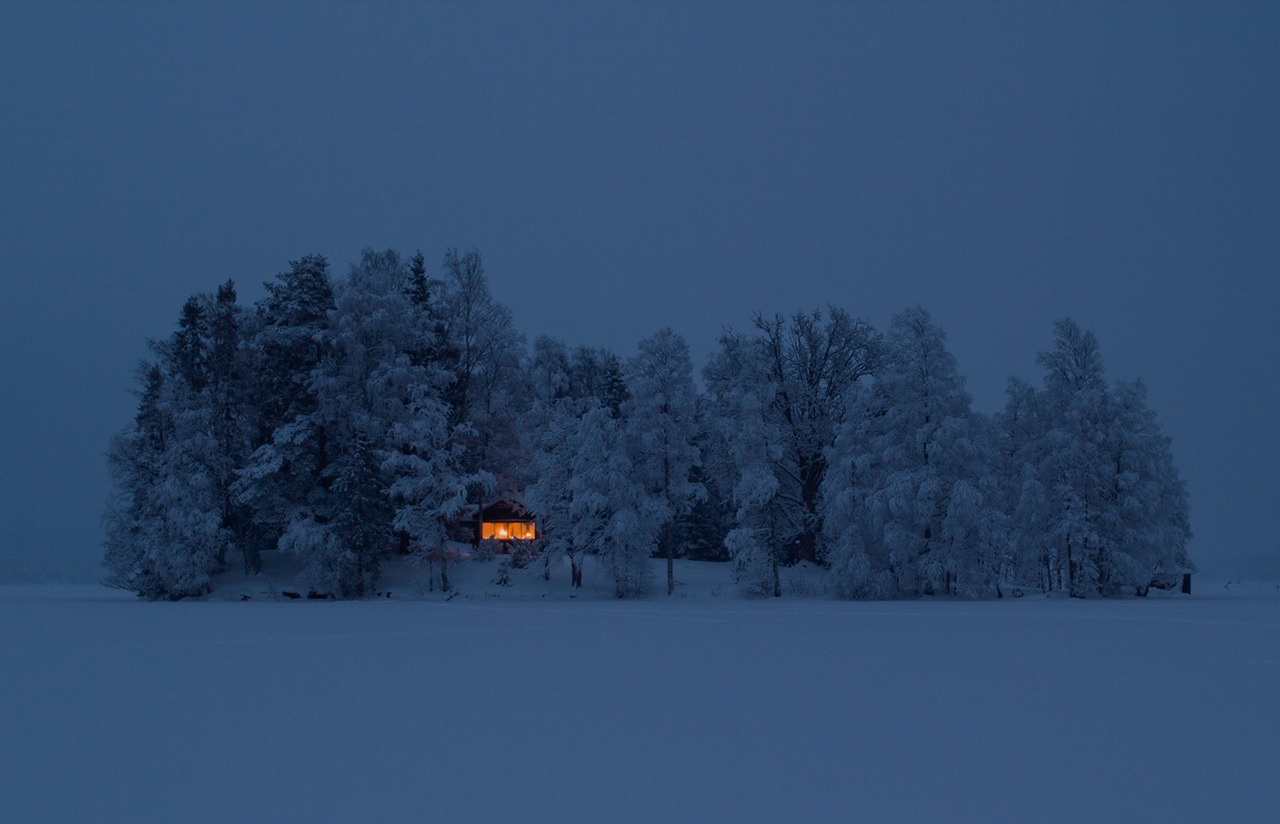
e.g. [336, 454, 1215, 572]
[2, 558, 1278, 823]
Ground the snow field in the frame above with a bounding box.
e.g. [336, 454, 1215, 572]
[1, 574, 1277, 823]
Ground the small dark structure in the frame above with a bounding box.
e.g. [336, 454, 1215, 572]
[473, 500, 538, 546]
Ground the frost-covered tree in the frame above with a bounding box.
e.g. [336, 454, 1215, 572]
[235, 249, 478, 596]
[245, 254, 335, 443]
[198, 280, 259, 574]
[102, 274, 268, 599]
[998, 319, 1193, 596]
[703, 309, 878, 594]
[103, 349, 231, 599]
[522, 337, 637, 588]
[565, 344, 629, 415]
[311, 250, 420, 591]
[102, 406, 229, 599]
[523, 395, 592, 587]
[993, 377, 1049, 587]
[384, 383, 481, 593]
[753, 309, 880, 564]
[707, 310, 879, 572]
[822, 308, 1005, 599]
[623, 329, 705, 595]
[233, 256, 337, 579]
[275, 250, 469, 595]
[528, 335, 572, 403]
[1035, 319, 1116, 595]
[1107, 379, 1193, 591]
[105, 247, 536, 599]
[567, 406, 657, 597]
[704, 331, 789, 595]
[435, 248, 528, 498]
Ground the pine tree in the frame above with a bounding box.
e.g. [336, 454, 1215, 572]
[102, 359, 229, 599]
[297, 249, 437, 594]
[234, 257, 336, 571]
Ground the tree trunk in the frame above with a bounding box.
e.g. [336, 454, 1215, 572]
[571, 557, 582, 588]
[440, 552, 450, 592]
[772, 558, 781, 598]
[242, 544, 261, 576]
[1066, 535, 1075, 597]
[240, 519, 261, 576]
[667, 552, 674, 596]
[543, 550, 551, 582]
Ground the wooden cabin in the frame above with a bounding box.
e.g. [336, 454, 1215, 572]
[474, 500, 538, 546]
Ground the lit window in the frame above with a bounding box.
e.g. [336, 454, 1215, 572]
[482, 521, 536, 540]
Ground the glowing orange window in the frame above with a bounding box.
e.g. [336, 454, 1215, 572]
[482, 522, 537, 540]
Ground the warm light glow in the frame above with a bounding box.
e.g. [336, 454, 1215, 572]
[482, 521, 536, 540]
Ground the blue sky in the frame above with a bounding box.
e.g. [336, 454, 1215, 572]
[1, 1, 1276, 580]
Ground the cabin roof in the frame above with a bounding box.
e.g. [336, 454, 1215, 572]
[478, 499, 535, 521]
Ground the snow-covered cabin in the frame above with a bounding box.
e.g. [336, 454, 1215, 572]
[473, 499, 537, 545]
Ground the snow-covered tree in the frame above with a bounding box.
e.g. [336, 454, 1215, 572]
[235, 249, 476, 596]
[186, 279, 259, 574]
[522, 337, 636, 588]
[1036, 319, 1116, 595]
[103, 353, 230, 599]
[435, 248, 528, 498]
[523, 396, 593, 587]
[102, 272, 269, 599]
[285, 249, 468, 595]
[386, 383, 487, 594]
[568, 345, 629, 415]
[1109, 379, 1193, 589]
[754, 309, 880, 563]
[528, 335, 572, 403]
[703, 331, 789, 596]
[106, 247, 535, 599]
[823, 308, 1004, 598]
[245, 254, 335, 442]
[579, 406, 657, 597]
[234, 256, 337, 564]
[998, 319, 1193, 596]
[702, 310, 878, 594]
[623, 329, 704, 595]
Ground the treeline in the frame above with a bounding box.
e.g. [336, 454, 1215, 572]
[103, 248, 1192, 600]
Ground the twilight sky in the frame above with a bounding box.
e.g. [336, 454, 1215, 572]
[1, 1, 1276, 581]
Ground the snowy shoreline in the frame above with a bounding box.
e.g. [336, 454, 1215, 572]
[3, 555, 1275, 605]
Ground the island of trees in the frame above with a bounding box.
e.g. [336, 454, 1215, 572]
[103, 248, 1193, 600]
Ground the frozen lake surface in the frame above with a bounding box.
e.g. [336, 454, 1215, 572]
[2, 563, 1277, 823]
